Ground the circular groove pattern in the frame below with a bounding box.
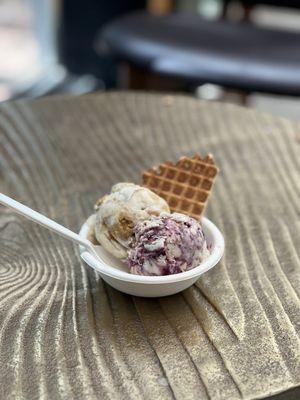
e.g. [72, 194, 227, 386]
[0, 92, 300, 399]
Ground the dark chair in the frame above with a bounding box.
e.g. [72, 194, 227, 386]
[101, 11, 300, 95]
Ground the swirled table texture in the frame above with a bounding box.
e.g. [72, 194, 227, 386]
[0, 92, 300, 400]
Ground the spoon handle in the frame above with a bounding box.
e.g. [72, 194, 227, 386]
[0, 192, 98, 259]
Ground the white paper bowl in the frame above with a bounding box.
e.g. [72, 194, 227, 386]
[79, 217, 224, 297]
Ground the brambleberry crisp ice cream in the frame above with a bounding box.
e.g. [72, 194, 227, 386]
[127, 213, 209, 276]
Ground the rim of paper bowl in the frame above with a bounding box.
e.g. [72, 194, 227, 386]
[79, 216, 224, 284]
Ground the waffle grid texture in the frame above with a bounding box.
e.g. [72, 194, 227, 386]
[142, 154, 219, 219]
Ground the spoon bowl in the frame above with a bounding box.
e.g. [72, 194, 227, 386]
[79, 216, 224, 297]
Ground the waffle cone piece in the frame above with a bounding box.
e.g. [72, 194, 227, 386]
[142, 154, 219, 220]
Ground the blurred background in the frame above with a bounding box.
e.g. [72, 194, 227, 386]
[1, 0, 300, 120]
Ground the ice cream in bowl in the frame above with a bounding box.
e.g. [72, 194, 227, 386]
[0, 154, 224, 298]
[79, 154, 224, 297]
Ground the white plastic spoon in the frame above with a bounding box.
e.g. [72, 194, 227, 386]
[0, 192, 105, 271]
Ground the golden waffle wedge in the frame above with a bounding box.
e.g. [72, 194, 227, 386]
[142, 154, 219, 219]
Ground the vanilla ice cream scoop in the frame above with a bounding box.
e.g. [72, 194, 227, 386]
[127, 213, 210, 276]
[94, 183, 170, 258]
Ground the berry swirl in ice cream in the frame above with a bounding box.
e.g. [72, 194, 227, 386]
[127, 213, 210, 276]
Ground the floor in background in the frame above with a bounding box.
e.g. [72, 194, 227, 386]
[249, 94, 300, 123]
[197, 86, 300, 123]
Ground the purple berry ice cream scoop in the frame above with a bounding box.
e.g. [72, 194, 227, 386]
[127, 213, 210, 276]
